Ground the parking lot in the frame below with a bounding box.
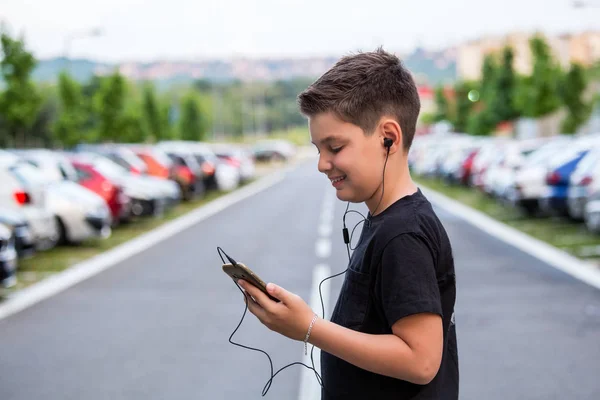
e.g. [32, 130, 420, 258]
[410, 132, 600, 265]
[1, 157, 600, 399]
[0, 139, 297, 291]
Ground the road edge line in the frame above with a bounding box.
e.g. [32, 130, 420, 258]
[420, 185, 600, 290]
[0, 169, 287, 321]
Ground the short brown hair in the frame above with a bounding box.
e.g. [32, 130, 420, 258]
[298, 47, 421, 151]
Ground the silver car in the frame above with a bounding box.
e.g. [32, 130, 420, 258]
[0, 151, 59, 250]
[0, 222, 18, 288]
[10, 150, 112, 244]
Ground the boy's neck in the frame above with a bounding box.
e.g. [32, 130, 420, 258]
[366, 161, 417, 217]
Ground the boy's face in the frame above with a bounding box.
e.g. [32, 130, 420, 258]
[309, 112, 385, 203]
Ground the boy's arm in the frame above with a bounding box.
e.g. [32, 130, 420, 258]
[308, 312, 443, 385]
[239, 233, 445, 385]
[239, 279, 443, 385]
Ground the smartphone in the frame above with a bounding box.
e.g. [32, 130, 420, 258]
[222, 262, 280, 303]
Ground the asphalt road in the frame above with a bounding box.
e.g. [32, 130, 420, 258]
[1, 159, 600, 400]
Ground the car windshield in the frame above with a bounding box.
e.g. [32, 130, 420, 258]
[93, 158, 128, 179]
[524, 141, 569, 166]
[150, 149, 173, 167]
[576, 149, 600, 175]
[10, 162, 51, 186]
[120, 150, 147, 171]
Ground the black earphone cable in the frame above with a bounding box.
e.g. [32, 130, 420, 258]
[218, 246, 325, 396]
[218, 140, 391, 397]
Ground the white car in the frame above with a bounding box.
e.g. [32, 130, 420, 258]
[0, 222, 18, 288]
[0, 151, 59, 250]
[567, 148, 600, 220]
[13, 149, 113, 244]
[507, 137, 573, 215]
[482, 139, 547, 199]
[210, 144, 256, 183]
[159, 141, 241, 192]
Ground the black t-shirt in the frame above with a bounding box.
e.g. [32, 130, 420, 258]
[321, 188, 459, 399]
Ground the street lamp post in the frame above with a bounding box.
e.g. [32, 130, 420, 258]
[63, 27, 104, 72]
[572, 0, 600, 7]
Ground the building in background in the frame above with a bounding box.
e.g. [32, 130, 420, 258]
[457, 30, 600, 81]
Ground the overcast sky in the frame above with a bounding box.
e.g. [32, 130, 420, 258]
[0, 0, 598, 62]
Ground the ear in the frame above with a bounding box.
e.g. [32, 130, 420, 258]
[380, 118, 402, 154]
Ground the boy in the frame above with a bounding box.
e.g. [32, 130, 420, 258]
[238, 47, 459, 399]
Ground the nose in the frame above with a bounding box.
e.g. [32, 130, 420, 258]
[317, 153, 332, 174]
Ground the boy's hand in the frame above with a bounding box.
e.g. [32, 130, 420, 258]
[238, 280, 315, 341]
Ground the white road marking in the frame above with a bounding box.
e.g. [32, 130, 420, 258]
[421, 186, 600, 290]
[299, 187, 338, 399]
[318, 223, 333, 237]
[315, 238, 332, 259]
[0, 171, 286, 321]
[298, 263, 331, 400]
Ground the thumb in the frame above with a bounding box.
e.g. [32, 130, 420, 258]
[266, 283, 291, 303]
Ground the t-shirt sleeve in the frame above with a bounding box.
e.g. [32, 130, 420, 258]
[376, 233, 443, 328]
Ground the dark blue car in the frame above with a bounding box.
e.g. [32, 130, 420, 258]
[540, 148, 590, 216]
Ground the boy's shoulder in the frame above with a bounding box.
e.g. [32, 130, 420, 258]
[370, 189, 441, 242]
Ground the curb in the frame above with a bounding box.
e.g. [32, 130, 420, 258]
[420, 185, 600, 290]
[0, 168, 288, 321]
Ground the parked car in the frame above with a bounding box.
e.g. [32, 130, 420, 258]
[0, 207, 35, 258]
[187, 142, 240, 191]
[470, 138, 511, 191]
[540, 136, 600, 216]
[71, 160, 132, 226]
[157, 141, 211, 194]
[210, 144, 256, 183]
[69, 152, 172, 218]
[252, 140, 296, 162]
[508, 137, 573, 216]
[0, 222, 17, 288]
[584, 189, 600, 233]
[12, 150, 113, 244]
[75, 144, 149, 175]
[481, 139, 545, 200]
[0, 151, 59, 250]
[567, 148, 600, 221]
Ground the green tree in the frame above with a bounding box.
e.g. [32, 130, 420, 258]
[479, 54, 498, 103]
[53, 72, 86, 147]
[453, 81, 477, 132]
[433, 85, 451, 122]
[120, 101, 146, 143]
[178, 91, 205, 141]
[0, 28, 41, 147]
[94, 71, 126, 142]
[160, 100, 174, 140]
[467, 108, 496, 136]
[516, 35, 562, 118]
[490, 46, 519, 122]
[560, 63, 591, 134]
[141, 82, 162, 141]
[30, 84, 59, 147]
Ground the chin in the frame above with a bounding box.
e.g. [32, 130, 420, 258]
[335, 188, 363, 203]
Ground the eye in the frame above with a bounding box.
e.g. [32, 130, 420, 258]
[330, 146, 343, 154]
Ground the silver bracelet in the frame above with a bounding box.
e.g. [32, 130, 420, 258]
[304, 314, 319, 355]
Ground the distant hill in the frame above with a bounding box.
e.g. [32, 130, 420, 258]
[33, 57, 111, 82]
[32, 48, 457, 85]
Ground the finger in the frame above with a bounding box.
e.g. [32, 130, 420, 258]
[265, 283, 294, 305]
[245, 290, 269, 322]
[240, 281, 276, 313]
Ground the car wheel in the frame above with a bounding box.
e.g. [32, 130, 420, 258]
[56, 216, 68, 245]
[586, 212, 600, 233]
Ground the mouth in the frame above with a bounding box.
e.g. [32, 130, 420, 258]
[329, 175, 346, 184]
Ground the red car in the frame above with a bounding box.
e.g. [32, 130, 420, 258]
[71, 161, 132, 226]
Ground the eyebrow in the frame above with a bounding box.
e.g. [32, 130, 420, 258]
[311, 136, 341, 146]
